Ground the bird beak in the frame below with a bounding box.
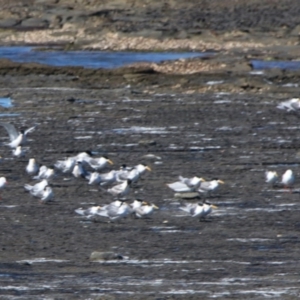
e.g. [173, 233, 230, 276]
[153, 204, 159, 209]
[200, 178, 206, 182]
[211, 205, 218, 209]
[146, 166, 152, 171]
[108, 159, 114, 165]
[218, 180, 225, 184]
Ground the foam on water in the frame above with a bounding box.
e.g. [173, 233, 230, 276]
[17, 258, 68, 264]
[227, 238, 273, 242]
[74, 136, 93, 139]
[111, 126, 169, 134]
[206, 80, 224, 85]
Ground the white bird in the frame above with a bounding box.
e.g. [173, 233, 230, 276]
[277, 98, 300, 112]
[82, 155, 114, 171]
[96, 200, 132, 221]
[167, 181, 196, 193]
[39, 186, 54, 203]
[0, 123, 36, 148]
[198, 179, 225, 196]
[33, 166, 55, 180]
[130, 199, 144, 210]
[179, 176, 206, 189]
[180, 201, 218, 219]
[26, 158, 39, 176]
[12, 146, 25, 158]
[54, 157, 76, 173]
[131, 200, 159, 218]
[265, 171, 279, 186]
[0, 177, 7, 199]
[281, 169, 295, 189]
[88, 172, 102, 185]
[72, 161, 89, 179]
[75, 206, 103, 218]
[118, 164, 151, 182]
[73, 151, 93, 160]
[167, 177, 205, 193]
[24, 179, 48, 197]
[107, 179, 132, 198]
[99, 170, 121, 186]
[115, 164, 133, 179]
[134, 164, 152, 176]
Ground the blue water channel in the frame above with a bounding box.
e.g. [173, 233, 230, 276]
[1, 47, 299, 70]
[0, 46, 210, 69]
[251, 60, 300, 70]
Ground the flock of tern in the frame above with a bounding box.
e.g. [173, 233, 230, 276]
[0, 107, 297, 222]
[0, 122, 166, 221]
[265, 169, 295, 190]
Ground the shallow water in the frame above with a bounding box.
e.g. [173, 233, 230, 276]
[251, 59, 300, 70]
[0, 46, 209, 69]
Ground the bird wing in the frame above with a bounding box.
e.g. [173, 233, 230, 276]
[24, 126, 36, 135]
[33, 166, 47, 179]
[75, 208, 86, 216]
[24, 184, 33, 191]
[198, 181, 211, 192]
[290, 101, 300, 111]
[178, 175, 190, 184]
[41, 188, 53, 201]
[0, 123, 19, 141]
[167, 181, 191, 192]
[190, 206, 199, 216]
[109, 182, 126, 195]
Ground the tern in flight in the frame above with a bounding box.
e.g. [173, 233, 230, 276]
[0, 123, 36, 148]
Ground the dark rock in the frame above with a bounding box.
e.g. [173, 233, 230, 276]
[174, 192, 200, 199]
[20, 18, 49, 29]
[0, 18, 20, 28]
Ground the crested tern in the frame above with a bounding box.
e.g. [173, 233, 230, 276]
[72, 161, 89, 179]
[39, 186, 54, 203]
[0, 123, 36, 148]
[131, 201, 159, 218]
[180, 201, 218, 219]
[99, 170, 120, 186]
[82, 155, 113, 171]
[88, 172, 102, 185]
[24, 179, 48, 197]
[12, 146, 25, 158]
[118, 164, 151, 183]
[198, 178, 225, 196]
[0, 177, 7, 199]
[54, 157, 76, 173]
[281, 169, 295, 189]
[33, 166, 55, 180]
[107, 179, 132, 198]
[277, 98, 300, 112]
[167, 177, 205, 193]
[265, 170, 279, 186]
[75, 206, 103, 218]
[26, 158, 39, 176]
[96, 200, 132, 221]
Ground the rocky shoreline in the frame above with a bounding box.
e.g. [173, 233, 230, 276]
[0, 0, 299, 53]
